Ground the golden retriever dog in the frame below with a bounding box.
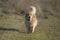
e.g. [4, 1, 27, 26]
[25, 6, 38, 33]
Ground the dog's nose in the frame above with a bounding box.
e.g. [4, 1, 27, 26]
[27, 16, 30, 21]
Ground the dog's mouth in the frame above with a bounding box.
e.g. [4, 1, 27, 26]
[27, 16, 30, 21]
[25, 14, 30, 22]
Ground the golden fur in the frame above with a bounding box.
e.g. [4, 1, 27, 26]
[25, 6, 37, 33]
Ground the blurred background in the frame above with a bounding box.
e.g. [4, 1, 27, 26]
[0, 0, 60, 40]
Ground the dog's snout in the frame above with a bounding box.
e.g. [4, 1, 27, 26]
[27, 15, 30, 21]
[25, 14, 30, 21]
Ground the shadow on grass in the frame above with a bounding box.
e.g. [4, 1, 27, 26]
[0, 27, 25, 33]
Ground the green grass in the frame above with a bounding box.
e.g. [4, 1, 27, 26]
[0, 12, 60, 40]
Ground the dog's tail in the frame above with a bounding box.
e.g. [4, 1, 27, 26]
[29, 6, 36, 14]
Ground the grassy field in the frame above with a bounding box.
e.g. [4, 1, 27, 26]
[0, 0, 60, 40]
